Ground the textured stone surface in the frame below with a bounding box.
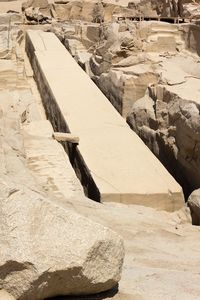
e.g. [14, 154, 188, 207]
[26, 29, 184, 211]
[0, 178, 124, 300]
[22, 0, 52, 23]
[0, 55, 124, 300]
[98, 67, 158, 117]
[23, 119, 84, 204]
[51, 15, 200, 199]
[58, 18, 200, 199]
[0, 32, 200, 300]
[89, 21, 185, 116]
[127, 54, 200, 197]
[52, 0, 144, 23]
[0, 290, 16, 300]
[0, 25, 23, 59]
[183, 2, 200, 18]
[188, 189, 200, 225]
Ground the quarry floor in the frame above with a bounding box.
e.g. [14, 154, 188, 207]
[1, 30, 200, 300]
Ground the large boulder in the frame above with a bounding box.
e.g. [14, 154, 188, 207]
[0, 60, 124, 299]
[0, 290, 16, 300]
[0, 13, 22, 25]
[183, 2, 200, 18]
[98, 67, 158, 117]
[22, 0, 49, 10]
[24, 6, 51, 23]
[127, 90, 159, 154]
[139, 0, 184, 17]
[128, 83, 200, 197]
[0, 25, 23, 59]
[22, 0, 52, 23]
[0, 178, 124, 300]
[127, 55, 200, 197]
[188, 189, 200, 225]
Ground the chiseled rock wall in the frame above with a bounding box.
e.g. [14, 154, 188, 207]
[53, 0, 121, 23]
[182, 23, 200, 56]
[97, 68, 158, 117]
[89, 21, 184, 117]
[127, 80, 200, 197]
[87, 21, 200, 197]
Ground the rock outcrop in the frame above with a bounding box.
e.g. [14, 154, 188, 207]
[89, 21, 185, 116]
[127, 54, 200, 197]
[52, 0, 186, 22]
[52, 0, 112, 23]
[1, 6, 200, 300]
[183, 1, 200, 18]
[66, 19, 199, 198]
[0, 290, 16, 300]
[22, 0, 53, 23]
[143, 0, 184, 17]
[0, 179, 124, 300]
[0, 45, 124, 299]
[26, 29, 184, 210]
[0, 25, 23, 59]
[188, 189, 200, 225]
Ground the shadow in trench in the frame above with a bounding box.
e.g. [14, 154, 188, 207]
[46, 286, 118, 300]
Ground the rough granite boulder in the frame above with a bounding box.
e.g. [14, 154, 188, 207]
[53, 0, 108, 23]
[0, 178, 124, 300]
[188, 189, 200, 225]
[22, 0, 52, 23]
[127, 54, 200, 197]
[22, 0, 49, 10]
[127, 82, 200, 197]
[183, 2, 200, 18]
[0, 290, 16, 300]
[0, 26, 23, 59]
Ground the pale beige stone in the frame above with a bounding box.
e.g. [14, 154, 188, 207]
[188, 189, 200, 225]
[1, 51, 200, 300]
[0, 58, 124, 300]
[183, 23, 200, 56]
[53, 131, 79, 143]
[22, 0, 49, 10]
[99, 67, 158, 117]
[0, 178, 124, 300]
[26, 29, 184, 211]
[0, 2, 19, 13]
[0, 25, 23, 59]
[22, 120, 84, 203]
[0, 290, 16, 300]
[128, 53, 200, 196]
